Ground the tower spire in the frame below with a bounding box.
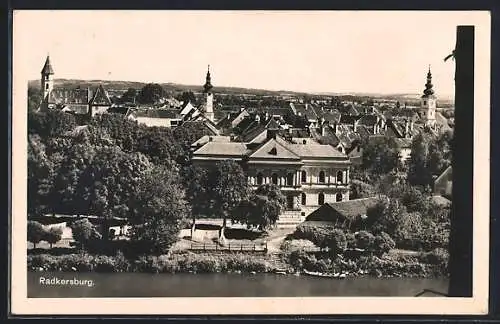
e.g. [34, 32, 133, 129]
[423, 64, 434, 97]
[203, 64, 213, 93]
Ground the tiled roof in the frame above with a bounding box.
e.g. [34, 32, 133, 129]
[48, 88, 90, 105]
[41, 56, 54, 75]
[357, 114, 378, 126]
[89, 85, 112, 106]
[317, 110, 341, 123]
[106, 106, 130, 115]
[356, 125, 372, 139]
[306, 197, 379, 221]
[248, 138, 301, 160]
[339, 114, 361, 125]
[286, 143, 348, 159]
[133, 109, 181, 119]
[435, 112, 452, 131]
[62, 104, 89, 115]
[191, 135, 231, 147]
[290, 103, 318, 120]
[193, 142, 250, 157]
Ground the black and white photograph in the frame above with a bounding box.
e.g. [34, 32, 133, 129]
[10, 10, 490, 315]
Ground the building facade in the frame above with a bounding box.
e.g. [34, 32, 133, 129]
[191, 130, 351, 214]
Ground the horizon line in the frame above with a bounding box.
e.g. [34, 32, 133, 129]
[28, 77, 455, 101]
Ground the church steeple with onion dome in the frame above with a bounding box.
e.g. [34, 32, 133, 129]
[420, 65, 436, 127]
[203, 65, 214, 122]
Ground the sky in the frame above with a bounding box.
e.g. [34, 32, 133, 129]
[13, 11, 489, 99]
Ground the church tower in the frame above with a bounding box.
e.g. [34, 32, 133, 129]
[41, 55, 54, 100]
[203, 65, 214, 122]
[420, 65, 436, 127]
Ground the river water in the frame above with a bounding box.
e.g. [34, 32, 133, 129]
[28, 272, 449, 298]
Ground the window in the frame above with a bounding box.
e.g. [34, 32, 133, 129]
[256, 173, 263, 185]
[337, 171, 343, 183]
[336, 193, 343, 202]
[423, 100, 427, 106]
[301, 170, 307, 183]
[302, 140, 307, 144]
[301, 193, 306, 205]
[318, 192, 325, 205]
[319, 171, 326, 183]
[286, 173, 294, 186]
[45, 84, 49, 90]
[271, 173, 278, 185]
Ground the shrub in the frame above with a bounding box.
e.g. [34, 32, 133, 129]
[323, 229, 347, 255]
[373, 232, 395, 256]
[345, 232, 357, 249]
[355, 230, 375, 250]
[28, 221, 46, 248]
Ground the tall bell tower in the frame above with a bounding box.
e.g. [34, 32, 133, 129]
[41, 55, 54, 100]
[420, 65, 437, 127]
[203, 65, 214, 122]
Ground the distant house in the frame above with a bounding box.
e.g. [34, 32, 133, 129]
[126, 108, 183, 128]
[303, 197, 379, 231]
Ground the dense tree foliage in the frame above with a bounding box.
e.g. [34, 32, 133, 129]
[408, 129, 452, 187]
[137, 83, 166, 104]
[120, 88, 137, 103]
[27, 221, 46, 248]
[233, 184, 285, 231]
[129, 166, 190, 254]
[361, 135, 402, 175]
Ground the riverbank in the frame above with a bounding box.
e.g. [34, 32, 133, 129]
[27, 249, 448, 278]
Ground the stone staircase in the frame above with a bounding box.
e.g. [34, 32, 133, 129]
[276, 207, 318, 228]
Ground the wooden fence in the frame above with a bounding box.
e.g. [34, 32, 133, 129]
[189, 242, 268, 253]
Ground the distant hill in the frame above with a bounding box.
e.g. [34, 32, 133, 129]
[28, 79, 309, 97]
[28, 78, 453, 104]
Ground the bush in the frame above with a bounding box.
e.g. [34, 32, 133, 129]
[28, 221, 46, 248]
[373, 232, 395, 256]
[345, 233, 357, 249]
[355, 230, 375, 250]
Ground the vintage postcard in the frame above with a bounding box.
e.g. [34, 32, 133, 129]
[10, 10, 490, 315]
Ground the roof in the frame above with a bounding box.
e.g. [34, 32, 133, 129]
[394, 138, 413, 148]
[431, 195, 451, 207]
[193, 142, 249, 157]
[284, 141, 348, 159]
[435, 112, 452, 131]
[340, 114, 361, 125]
[357, 114, 379, 126]
[290, 103, 318, 120]
[61, 104, 89, 115]
[306, 197, 379, 222]
[48, 88, 90, 105]
[41, 56, 54, 75]
[133, 108, 181, 119]
[248, 138, 301, 160]
[89, 85, 112, 106]
[191, 135, 232, 148]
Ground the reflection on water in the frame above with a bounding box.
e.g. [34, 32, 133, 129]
[28, 272, 449, 298]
